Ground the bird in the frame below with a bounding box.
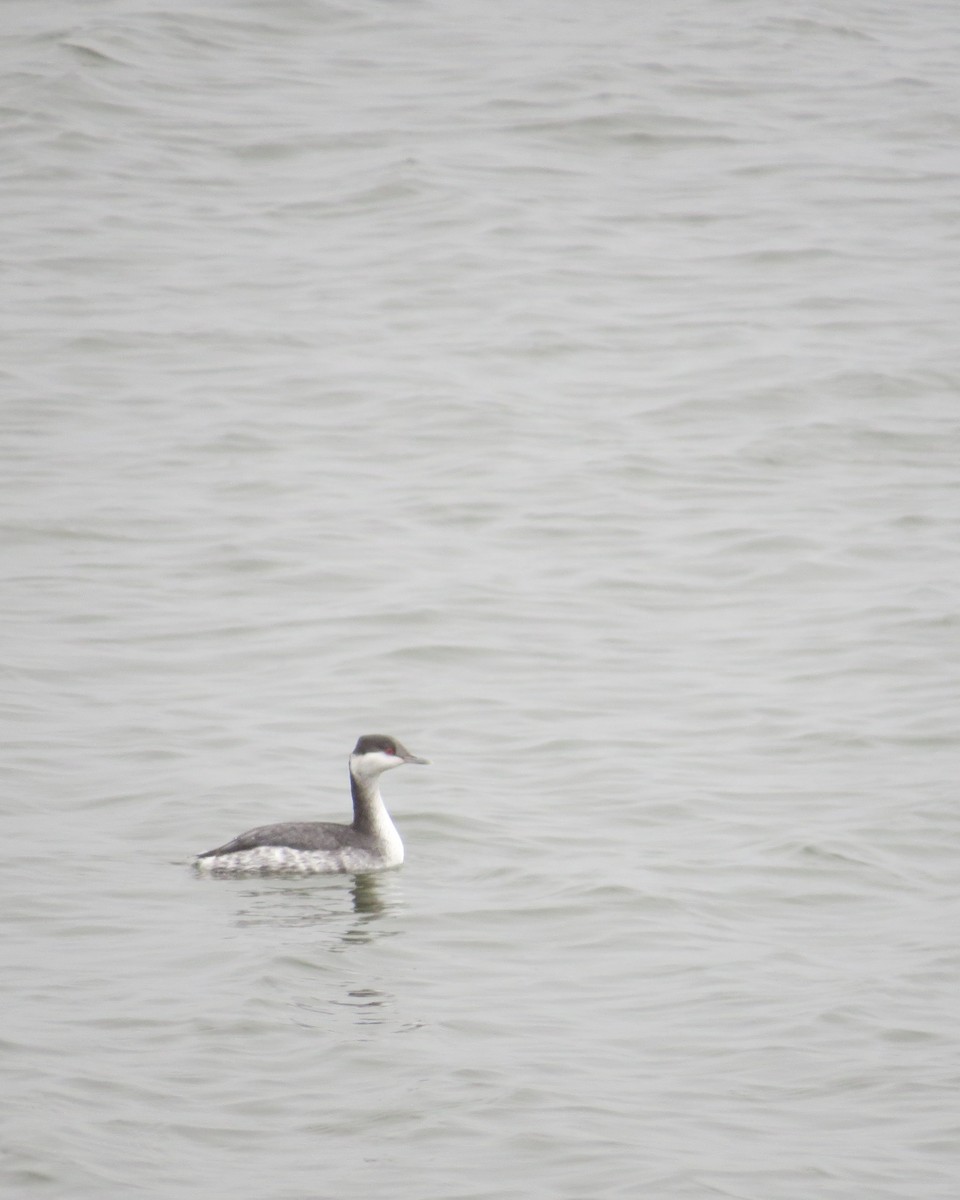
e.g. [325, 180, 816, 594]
[193, 734, 429, 875]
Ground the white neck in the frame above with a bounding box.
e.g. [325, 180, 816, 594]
[350, 766, 404, 864]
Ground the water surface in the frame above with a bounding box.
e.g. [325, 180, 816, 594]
[3, 2, 959, 1197]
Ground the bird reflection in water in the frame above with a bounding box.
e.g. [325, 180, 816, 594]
[232, 870, 398, 945]
[226, 874, 408, 1029]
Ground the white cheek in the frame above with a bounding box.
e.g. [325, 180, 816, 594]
[351, 750, 401, 779]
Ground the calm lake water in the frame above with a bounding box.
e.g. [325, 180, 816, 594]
[3, 2, 960, 1197]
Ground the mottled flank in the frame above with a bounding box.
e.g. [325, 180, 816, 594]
[193, 842, 402, 876]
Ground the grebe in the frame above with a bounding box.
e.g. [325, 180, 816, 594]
[193, 734, 429, 875]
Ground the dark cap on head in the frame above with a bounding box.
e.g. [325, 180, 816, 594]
[353, 734, 400, 756]
[351, 734, 430, 766]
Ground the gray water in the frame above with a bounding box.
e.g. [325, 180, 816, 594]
[3, 1, 960, 1197]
